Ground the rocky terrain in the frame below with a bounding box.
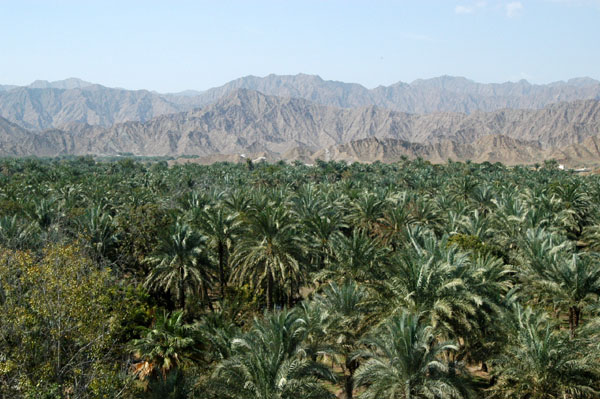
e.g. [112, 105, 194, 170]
[0, 87, 599, 166]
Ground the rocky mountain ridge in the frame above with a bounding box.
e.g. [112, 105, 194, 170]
[2, 74, 600, 131]
[187, 74, 600, 114]
[0, 89, 599, 166]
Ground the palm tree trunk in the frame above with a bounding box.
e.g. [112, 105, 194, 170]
[288, 280, 294, 308]
[344, 375, 354, 399]
[569, 306, 581, 338]
[202, 280, 214, 312]
[179, 267, 185, 311]
[267, 272, 274, 310]
[218, 241, 226, 300]
[344, 358, 358, 399]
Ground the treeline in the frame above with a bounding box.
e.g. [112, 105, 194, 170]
[0, 157, 599, 398]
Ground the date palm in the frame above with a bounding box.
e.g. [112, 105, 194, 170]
[377, 193, 416, 251]
[323, 229, 387, 283]
[78, 205, 119, 262]
[209, 309, 336, 399]
[381, 227, 480, 339]
[294, 300, 332, 361]
[130, 310, 196, 381]
[316, 280, 375, 399]
[355, 311, 472, 399]
[144, 221, 213, 312]
[349, 191, 387, 235]
[489, 305, 600, 399]
[191, 205, 239, 301]
[520, 228, 600, 336]
[0, 215, 38, 250]
[292, 185, 346, 271]
[231, 205, 306, 309]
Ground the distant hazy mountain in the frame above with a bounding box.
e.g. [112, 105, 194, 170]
[0, 85, 18, 92]
[27, 78, 95, 90]
[0, 116, 33, 155]
[3, 89, 599, 167]
[0, 85, 197, 130]
[191, 74, 600, 114]
[2, 74, 600, 131]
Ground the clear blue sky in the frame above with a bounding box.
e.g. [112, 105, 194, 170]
[1, 0, 599, 92]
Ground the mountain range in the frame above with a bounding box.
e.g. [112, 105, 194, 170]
[189, 74, 600, 114]
[1, 74, 600, 165]
[0, 86, 599, 166]
[1, 74, 599, 131]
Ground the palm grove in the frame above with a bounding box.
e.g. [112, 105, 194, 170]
[0, 156, 599, 399]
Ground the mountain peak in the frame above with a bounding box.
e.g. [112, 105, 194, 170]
[28, 78, 95, 90]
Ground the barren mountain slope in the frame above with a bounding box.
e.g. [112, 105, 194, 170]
[311, 135, 545, 165]
[0, 85, 195, 130]
[3, 90, 600, 163]
[66, 91, 600, 156]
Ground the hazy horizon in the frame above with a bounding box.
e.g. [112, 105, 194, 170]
[3, 73, 600, 94]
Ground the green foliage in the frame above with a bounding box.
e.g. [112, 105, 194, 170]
[0, 157, 599, 398]
[0, 244, 138, 398]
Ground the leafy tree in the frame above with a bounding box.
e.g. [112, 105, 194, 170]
[0, 244, 135, 398]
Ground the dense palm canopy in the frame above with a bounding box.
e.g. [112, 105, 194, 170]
[1, 157, 600, 398]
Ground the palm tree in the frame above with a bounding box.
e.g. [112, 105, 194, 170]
[322, 229, 387, 283]
[191, 205, 239, 301]
[231, 204, 306, 309]
[292, 185, 346, 272]
[294, 300, 332, 361]
[520, 228, 600, 336]
[377, 192, 416, 251]
[380, 228, 481, 339]
[209, 309, 336, 399]
[130, 310, 197, 381]
[316, 280, 374, 399]
[194, 310, 240, 364]
[489, 305, 600, 399]
[0, 215, 38, 250]
[144, 221, 213, 312]
[550, 179, 593, 239]
[27, 197, 55, 230]
[354, 311, 472, 399]
[78, 205, 119, 262]
[349, 190, 387, 235]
